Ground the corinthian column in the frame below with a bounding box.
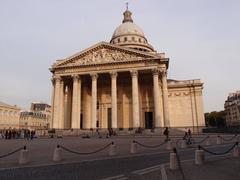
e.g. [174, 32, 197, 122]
[131, 70, 140, 128]
[110, 71, 118, 129]
[91, 73, 98, 129]
[152, 68, 161, 128]
[50, 78, 55, 129]
[52, 76, 61, 129]
[64, 86, 69, 129]
[71, 75, 81, 129]
[59, 80, 65, 129]
[160, 68, 170, 127]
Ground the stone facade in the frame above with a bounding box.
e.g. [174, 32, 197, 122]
[19, 102, 51, 130]
[224, 91, 240, 126]
[0, 101, 21, 129]
[50, 9, 205, 130]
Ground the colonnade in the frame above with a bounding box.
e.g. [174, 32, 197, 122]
[51, 68, 170, 129]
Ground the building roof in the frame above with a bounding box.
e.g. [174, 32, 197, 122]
[0, 101, 21, 110]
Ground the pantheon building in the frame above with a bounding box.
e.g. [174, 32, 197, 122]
[50, 9, 205, 131]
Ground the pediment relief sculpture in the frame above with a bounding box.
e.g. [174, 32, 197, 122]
[61, 48, 143, 67]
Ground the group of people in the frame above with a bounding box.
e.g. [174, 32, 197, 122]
[0, 129, 36, 140]
[163, 127, 193, 144]
[98, 128, 116, 138]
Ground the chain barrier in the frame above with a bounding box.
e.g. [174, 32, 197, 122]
[133, 140, 167, 148]
[193, 136, 209, 144]
[0, 146, 25, 159]
[173, 148, 186, 180]
[59, 142, 113, 155]
[198, 142, 238, 156]
[219, 135, 238, 142]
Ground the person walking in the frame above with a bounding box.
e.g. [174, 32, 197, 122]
[163, 127, 169, 141]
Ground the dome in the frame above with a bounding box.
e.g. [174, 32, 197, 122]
[110, 9, 154, 52]
[112, 22, 145, 39]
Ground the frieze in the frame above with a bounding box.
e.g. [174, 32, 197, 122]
[168, 90, 203, 97]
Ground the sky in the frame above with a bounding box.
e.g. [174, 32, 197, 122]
[0, 0, 239, 112]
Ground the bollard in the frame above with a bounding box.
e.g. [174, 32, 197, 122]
[166, 140, 172, 150]
[169, 152, 178, 170]
[195, 148, 204, 165]
[234, 135, 238, 142]
[205, 138, 211, 146]
[109, 142, 116, 156]
[233, 143, 239, 157]
[19, 146, 29, 165]
[180, 140, 187, 149]
[216, 136, 221, 145]
[53, 145, 62, 162]
[130, 141, 138, 154]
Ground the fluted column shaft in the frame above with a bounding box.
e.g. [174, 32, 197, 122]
[64, 86, 69, 128]
[160, 69, 170, 127]
[91, 73, 98, 129]
[152, 69, 161, 127]
[59, 80, 64, 129]
[50, 78, 55, 129]
[53, 76, 61, 129]
[71, 75, 81, 129]
[111, 71, 118, 129]
[131, 70, 140, 128]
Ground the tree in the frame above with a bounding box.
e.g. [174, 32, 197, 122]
[205, 111, 226, 127]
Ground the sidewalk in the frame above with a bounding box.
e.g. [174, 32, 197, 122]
[165, 156, 240, 180]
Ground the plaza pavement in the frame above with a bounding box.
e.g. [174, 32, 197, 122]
[0, 132, 239, 179]
[165, 156, 240, 180]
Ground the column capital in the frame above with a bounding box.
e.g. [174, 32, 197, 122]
[90, 73, 98, 80]
[110, 71, 118, 78]
[130, 70, 138, 77]
[152, 68, 159, 76]
[51, 77, 55, 84]
[160, 68, 167, 77]
[53, 75, 61, 82]
[72, 74, 80, 81]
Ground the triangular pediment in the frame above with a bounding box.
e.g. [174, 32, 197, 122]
[52, 42, 160, 68]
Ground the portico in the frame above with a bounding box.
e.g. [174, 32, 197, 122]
[51, 65, 170, 130]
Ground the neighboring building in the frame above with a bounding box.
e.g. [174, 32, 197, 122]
[224, 91, 240, 126]
[50, 8, 205, 130]
[0, 101, 21, 129]
[30, 102, 52, 125]
[19, 102, 51, 130]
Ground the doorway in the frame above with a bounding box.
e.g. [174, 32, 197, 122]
[145, 112, 153, 129]
[107, 108, 112, 129]
[80, 113, 83, 129]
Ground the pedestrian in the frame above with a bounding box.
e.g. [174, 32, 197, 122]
[188, 129, 192, 137]
[96, 128, 102, 138]
[163, 127, 169, 141]
[5, 130, 8, 140]
[30, 131, 34, 140]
